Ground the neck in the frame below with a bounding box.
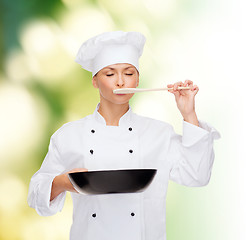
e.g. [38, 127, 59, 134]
[98, 100, 129, 126]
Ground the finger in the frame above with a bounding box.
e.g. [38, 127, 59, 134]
[68, 168, 88, 173]
[167, 84, 173, 92]
[184, 80, 194, 90]
[184, 79, 193, 86]
[173, 81, 183, 91]
[179, 89, 187, 96]
[173, 90, 180, 99]
[192, 85, 198, 91]
[192, 85, 199, 94]
[168, 89, 175, 94]
[167, 87, 177, 94]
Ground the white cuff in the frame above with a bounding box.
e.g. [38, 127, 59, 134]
[182, 120, 220, 147]
[36, 175, 66, 216]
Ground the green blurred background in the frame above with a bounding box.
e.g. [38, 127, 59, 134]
[0, 0, 245, 239]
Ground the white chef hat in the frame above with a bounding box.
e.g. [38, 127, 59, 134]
[75, 31, 146, 76]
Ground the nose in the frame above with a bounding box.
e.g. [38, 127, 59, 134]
[116, 74, 125, 87]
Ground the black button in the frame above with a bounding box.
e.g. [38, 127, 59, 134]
[129, 127, 132, 131]
[92, 213, 96, 218]
[90, 149, 94, 154]
[131, 212, 135, 216]
[129, 149, 133, 153]
[91, 129, 95, 133]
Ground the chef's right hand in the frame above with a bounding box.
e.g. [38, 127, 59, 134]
[64, 168, 88, 193]
[50, 168, 88, 201]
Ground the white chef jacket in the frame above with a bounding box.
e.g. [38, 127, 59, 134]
[28, 103, 220, 240]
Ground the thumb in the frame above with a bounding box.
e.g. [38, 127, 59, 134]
[173, 90, 180, 101]
[192, 85, 199, 96]
[68, 168, 88, 174]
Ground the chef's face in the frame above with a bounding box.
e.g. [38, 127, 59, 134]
[92, 63, 139, 105]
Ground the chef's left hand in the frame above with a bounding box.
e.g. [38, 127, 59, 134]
[167, 80, 199, 126]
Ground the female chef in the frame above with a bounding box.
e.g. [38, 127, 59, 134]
[28, 31, 220, 240]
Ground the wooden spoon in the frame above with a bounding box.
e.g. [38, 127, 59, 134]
[113, 87, 190, 94]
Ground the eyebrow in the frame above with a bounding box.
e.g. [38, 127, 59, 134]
[104, 66, 135, 70]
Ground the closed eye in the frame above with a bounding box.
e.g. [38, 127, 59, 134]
[106, 74, 114, 76]
[125, 74, 133, 75]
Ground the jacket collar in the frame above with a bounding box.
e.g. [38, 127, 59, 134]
[92, 102, 132, 127]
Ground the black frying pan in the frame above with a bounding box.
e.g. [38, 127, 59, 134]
[68, 169, 157, 195]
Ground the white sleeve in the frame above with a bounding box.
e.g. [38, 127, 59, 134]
[27, 135, 66, 216]
[168, 120, 221, 187]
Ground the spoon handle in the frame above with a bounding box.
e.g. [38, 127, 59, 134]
[113, 87, 190, 94]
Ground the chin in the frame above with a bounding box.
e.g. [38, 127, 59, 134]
[113, 100, 130, 105]
[115, 95, 133, 104]
[109, 97, 131, 105]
